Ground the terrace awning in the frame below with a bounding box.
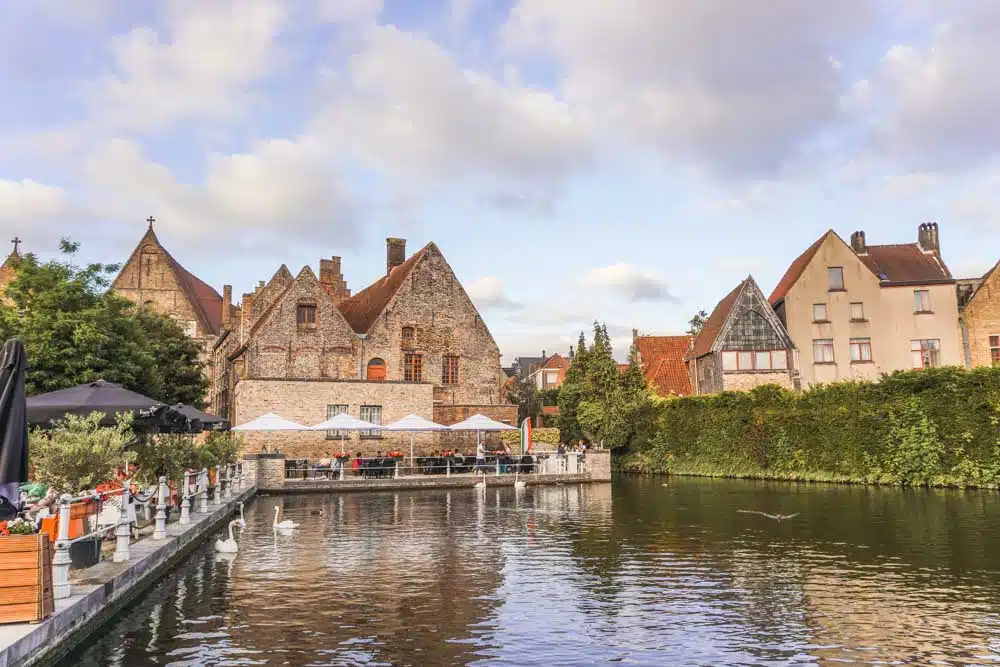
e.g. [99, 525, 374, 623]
[448, 414, 517, 431]
[383, 415, 448, 465]
[26, 379, 188, 431]
[309, 413, 380, 431]
[232, 413, 309, 431]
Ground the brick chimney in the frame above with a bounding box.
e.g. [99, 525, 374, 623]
[569, 345, 574, 359]
[851, 231, 867, 255]
[319, 256, 351, 303]
[221, 285, 233, 327]
[386, 238, 406, 274]
[918, 222, 940, 253]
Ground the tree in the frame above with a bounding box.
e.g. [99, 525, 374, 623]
[687, 309, 709, 336]
[557, 331, 590, 442]
[29, 412, 136, 494]
[505, 369, 543, 426]
[0, 240, 207, 404]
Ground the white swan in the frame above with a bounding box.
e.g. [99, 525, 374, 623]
[513, 472, 526, 490]
[273, 505, 299, 530]
[237, 502, 246, 528]
[215, 519, 240, 553]
[474, 474, 486, 490]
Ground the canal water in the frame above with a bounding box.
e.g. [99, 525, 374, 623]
[58, 476, 1000, 666]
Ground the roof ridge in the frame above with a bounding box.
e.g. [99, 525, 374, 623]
[337, 244, 432, 334]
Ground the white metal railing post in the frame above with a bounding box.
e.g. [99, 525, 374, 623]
[496, 458, 501, 477]
[394, 459, 399, 479]
[446, 459, 451, 477]
[153, 476, 168, 540]
[180, 471, 192, 524]
[199, 469, 209, 513]
[225, 464, 233, 499]
[113, 482, 132, 563]
[52, 494, 73, 600]
[340, 461, 345, 481]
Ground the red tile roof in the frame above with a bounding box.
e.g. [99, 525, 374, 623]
[769, 231, 831, 304]
[634, 335, 692, 396]
[858, 244, 952, 283]
[337, 244, 430, 334]
[542, 354, 571, 369]
[691, 279, 746, 359]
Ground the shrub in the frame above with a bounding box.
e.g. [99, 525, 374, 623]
[30, 412, 136, 494]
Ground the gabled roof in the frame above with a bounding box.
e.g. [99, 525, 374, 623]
[634, 335, 693, 396]
[858, 244, 952, 284]
[541, 353, 570, 369]
[337, 245, 431, 334]
[691, 280, 746, 358]
[769, 231, 832, 304]
[117, 226, 223, 335]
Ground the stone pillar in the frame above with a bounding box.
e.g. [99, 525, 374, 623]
[587, 450, 612, 482]
[243, 452, 286, 492]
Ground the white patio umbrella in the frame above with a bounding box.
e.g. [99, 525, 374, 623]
[232, 413, 310, 431]
[449, 414, 516, 454]
[382, 414, 448, 465]
[308, 413, 380, 454]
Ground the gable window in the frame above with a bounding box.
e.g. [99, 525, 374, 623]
[828, 267, 845, 291]
[850, 338, 872, 362]
[404, 353, 423, 382]
[991, 336, 1000, 366]
[401, 326, 415, 349]
[296, 303, 317, 327]
[442, 355, 459, 384]
[326, 404, 348, 440]
[367, 358, 386, 381]
[359, 405, 382, 438]
[721, 350, 788, 371]
[850, 302, 866, 321]
[813, 339, 835, 364]
[914, 290, 932, 313]
[812, 303, 828, 322]
[911, 339, 940, 369]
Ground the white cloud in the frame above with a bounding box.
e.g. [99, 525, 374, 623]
[86, 0, 288, 133]
[882, 172, 940, 198]
[310, 25, 594, 207]
[716, 256, 769, 273]
[584, 263, 677, 303]
[316, 0, 382, 24]
[82, 137, 359, 247]
[503, 0, 873, 178]
[0, 179, 70, 225]
[466, 276, 521, 310]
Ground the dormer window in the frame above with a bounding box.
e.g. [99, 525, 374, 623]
[296, 303, 317, 328]
[401, 326, 415, 349]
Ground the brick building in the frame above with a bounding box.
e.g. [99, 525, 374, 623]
[632, 332, 693, 397]
[209, 237, 513, 457]
[687, 275, 797, 394]
[957, 262, 1000, 367]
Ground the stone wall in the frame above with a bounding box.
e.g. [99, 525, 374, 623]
[362, 247, 504, 405]
[722, 370, 795, 392]
[587, 450, 612, 481]
[234, 378, 435, 458]
[962, 268, 1000, 368]
[243, 453, 286, 491]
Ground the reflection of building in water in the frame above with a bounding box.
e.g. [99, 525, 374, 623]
[227, 492, 507, 665]
[801, 568, 997, 664]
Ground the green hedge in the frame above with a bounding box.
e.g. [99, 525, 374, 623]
[618, 367, 1000, 488]
[498, 427, 560, 445]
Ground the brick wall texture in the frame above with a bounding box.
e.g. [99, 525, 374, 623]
[962, 267, 1000, 368]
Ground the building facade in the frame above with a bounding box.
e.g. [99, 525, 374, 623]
[957, 262, 1000, 367]
[632, 332, 693, 397]
[687, 276, 797, 394]
[770, 224, 962, 387]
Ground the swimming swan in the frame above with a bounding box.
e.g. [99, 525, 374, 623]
[215, 519, 240, 553]
[237, 502, 246, 528]
[273, 505, 299, 530]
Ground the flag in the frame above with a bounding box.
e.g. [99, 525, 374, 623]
[520, 418, 532, 455]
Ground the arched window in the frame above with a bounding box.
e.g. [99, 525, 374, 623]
[367, 357, 386, 381]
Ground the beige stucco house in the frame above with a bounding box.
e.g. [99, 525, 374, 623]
[769, 223, 962, 387]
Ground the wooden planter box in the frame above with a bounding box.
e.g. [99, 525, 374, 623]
[0, 534, 55, 624]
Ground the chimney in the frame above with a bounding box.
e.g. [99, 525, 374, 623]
[222, 285, 233, 327]
[918, 222, 940, 253]
[569, 345, 574, 359]
[632, 328, 639, 342]
[386, 237, 406, 274]
[851, 231, 867, 255]
[319, 256, 350, 303]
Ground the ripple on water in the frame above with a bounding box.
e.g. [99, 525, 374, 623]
[54, 479, 1000, 666]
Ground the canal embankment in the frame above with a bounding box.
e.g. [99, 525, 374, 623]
[0, 488, 253, 667]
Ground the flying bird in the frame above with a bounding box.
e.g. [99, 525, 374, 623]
[738, 510, 799, 522]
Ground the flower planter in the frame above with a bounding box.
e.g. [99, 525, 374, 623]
[0, 534, 55, 624]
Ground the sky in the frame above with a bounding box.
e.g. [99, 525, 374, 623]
[4, 0, 1000, 363]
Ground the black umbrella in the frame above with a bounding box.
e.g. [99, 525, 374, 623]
[26, 379, 187, 432]
[0, 339, 28, 513]
[172, 404, 228, 432]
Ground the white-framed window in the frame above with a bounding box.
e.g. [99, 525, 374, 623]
[914, 290, 932, 313]
[326, 404, 348, 440]
[545, 370, 559, 385]
[828, 267, 845, 290]
[911, 339, 940, 369]
[813, 339, 835, 363]
[721, 350, 788, 371]
[850, 302, 865, 321]
[990, 335, 1000, 366]
[813, 303, 828, 322]
[359, 405, 382, 438]
[849, 338, 872, 362]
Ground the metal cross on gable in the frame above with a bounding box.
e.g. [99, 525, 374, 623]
[146, 216, 156, 228]
[10, 236, 20, 254]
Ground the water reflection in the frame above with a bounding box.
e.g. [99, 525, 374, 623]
[59, 478, 1000, 666]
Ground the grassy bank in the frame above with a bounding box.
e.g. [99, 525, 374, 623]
[617, 367, 1000, 490]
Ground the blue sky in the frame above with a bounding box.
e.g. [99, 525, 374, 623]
[4, 0, 1000, 362]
